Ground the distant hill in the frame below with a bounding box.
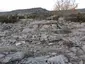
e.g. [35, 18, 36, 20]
[0, 8, 50, 16]
[0, 8, 85, 16]
[77, 8, 85, 13]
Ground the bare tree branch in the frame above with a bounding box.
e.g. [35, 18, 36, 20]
[54, 0, 78, 11]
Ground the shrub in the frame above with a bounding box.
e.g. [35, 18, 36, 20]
[47, 15, 60, 20]
[65, 13, 85, 22]
[76, 13, 85, 22]
[0, 14, 19, 23]
[18, 16, 25, 19]
[27, 14, 38, 19]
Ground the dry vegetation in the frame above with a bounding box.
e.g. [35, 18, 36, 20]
[64, 12, 85, 22]
[54, 0, 78, 11]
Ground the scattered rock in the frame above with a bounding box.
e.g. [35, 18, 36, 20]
[0, 18, 84, 64]
[82, 45, 85, 52]
[47, 55, 68, 64]
[48, 35, 62, 42]
[0, 54, 5, 58]
[0, 32, 6, 37]
[0, 52, 25, 63]
[70, 47, 77, 53]
[21, 56, 48, 64]
[80, 36, 85, 41]
[22, 28, 34, 33]
[1, 56, 12, 63]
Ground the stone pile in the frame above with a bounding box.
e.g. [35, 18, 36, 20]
[0, 19, 84, 64]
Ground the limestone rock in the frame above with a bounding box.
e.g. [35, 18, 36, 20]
[1, 52, 25, 63]
[47, 55, 68, 64]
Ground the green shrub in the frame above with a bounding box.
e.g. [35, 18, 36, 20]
[0, 15, 19, 23]
[27, 14, 38, 19]
[18, 16, 25, 19]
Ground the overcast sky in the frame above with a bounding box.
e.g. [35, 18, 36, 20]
[0, 0, 84, 11]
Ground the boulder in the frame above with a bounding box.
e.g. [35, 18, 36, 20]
[47, 55, 68, 64]
[1, 52, 25, 63]
[0, 54, 5, 58]
[48, 35, 62, 42]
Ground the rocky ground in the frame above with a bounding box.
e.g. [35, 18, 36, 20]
[0, 18, 85, 64]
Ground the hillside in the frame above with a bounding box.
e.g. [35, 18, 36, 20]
[0, 8, 85, 16]
[0, 8, 50, 16]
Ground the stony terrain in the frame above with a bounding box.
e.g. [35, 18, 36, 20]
[0, 18, 85, 64]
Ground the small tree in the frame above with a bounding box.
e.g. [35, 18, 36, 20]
[54, 0, 78, 11]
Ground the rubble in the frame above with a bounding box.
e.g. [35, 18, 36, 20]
[0, 19, 84, 64]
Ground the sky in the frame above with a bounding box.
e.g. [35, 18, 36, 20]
[0, 0, 84, 12]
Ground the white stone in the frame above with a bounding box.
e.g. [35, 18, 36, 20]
[16, 43, 21, 46]
[40, 34, 48, 40]
[79, 60, 83, 64]
[15, 41, 25, 46]
[22, 28, 34, 33]
[48, 35, 62, 41]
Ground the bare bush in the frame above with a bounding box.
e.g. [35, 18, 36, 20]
[54, 0, 78, 11]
